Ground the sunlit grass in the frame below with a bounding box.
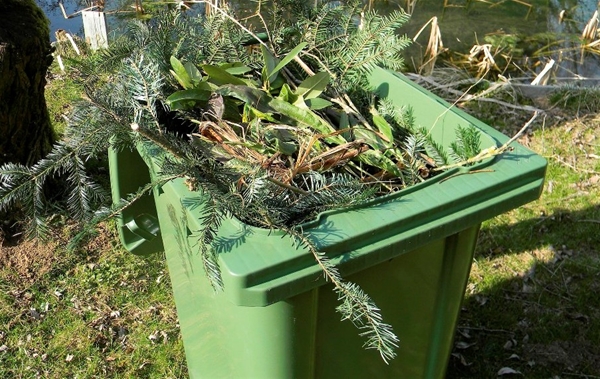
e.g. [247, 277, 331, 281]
[0, 220, 187, 378]
[447, 113, 600, 378]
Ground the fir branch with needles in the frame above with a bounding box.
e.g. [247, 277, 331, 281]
[449, 125, 482, 163]
[283, 225, 399, 363]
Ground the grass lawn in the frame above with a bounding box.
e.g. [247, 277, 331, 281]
[1, 63, 598, 378]
[0, 223, 187, 378]
[447, 106, 600, 378]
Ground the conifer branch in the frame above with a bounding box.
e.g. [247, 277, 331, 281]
[284, 226, 399, 363]
[433, 111, 539, 171]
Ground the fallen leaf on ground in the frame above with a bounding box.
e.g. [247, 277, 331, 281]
[452, 352, 472, 366]
[497, 366, 522, 375]
[456, 341, 476, 349]
[457, 328, 472, 339]
[504, 339, 517, 350]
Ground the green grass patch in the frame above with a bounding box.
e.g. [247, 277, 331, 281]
[447, 114, 600, 378]
[0, 222, 187, 378]
[45, 61, 84, 137]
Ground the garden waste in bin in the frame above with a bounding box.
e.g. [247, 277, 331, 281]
[109, 67, 547, 378]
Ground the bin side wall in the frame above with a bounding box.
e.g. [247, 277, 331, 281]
[161, 173, 480, 379]
[156, 188, 318, 379]
[108, 146, 164, 255]
[314, 225, 479, 378]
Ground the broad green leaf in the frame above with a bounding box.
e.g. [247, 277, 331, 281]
[217, 85, 345, 144]
[270, 75, 286, 91]
[225, 66, 252, 75]
[339, 112, 352, 141]
[260, 65, 269, 88]
[358, 150, 402, 177]
[277, 83, 306, 108]
[305, 98, 333, 110]
[170, 56, 193, 89]
[223, 97, 244, 123]
[166, 88, 212, 109]
[295, 72, 330, 99]
[220, 62, 253, 75]
[370, 107, 394, 144]
[269, 42, 308, 80]
[202, 65, 247, 86]
[184, 62, 203, 87]
[278, 83, 293, 103]
[354, 128, 386, 151]
[247, 106, 278, 123]
[261, 45, 277, 83]
[167, 100, 195, 111]
[266, 127, 297, 142]
[273, 138, 297, 155]
[242, 103, 253, 123]
[293, 95, 309, 110]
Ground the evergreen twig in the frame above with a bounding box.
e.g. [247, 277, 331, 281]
[434, 111, 539, 171]
[283, 226, 399, 363]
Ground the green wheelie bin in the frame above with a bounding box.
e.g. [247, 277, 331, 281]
[109, 67, 547, 378]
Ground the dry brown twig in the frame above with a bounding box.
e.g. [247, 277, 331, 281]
[405, 73, 544, 114]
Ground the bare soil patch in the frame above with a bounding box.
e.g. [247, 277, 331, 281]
[0, 222, 116, 284]
[524, 340, 600, 374]
[0, 232, 62, 283]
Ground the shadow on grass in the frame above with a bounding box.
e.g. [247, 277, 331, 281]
[446, 203, 600, 378]
[477, 204, 600, 258]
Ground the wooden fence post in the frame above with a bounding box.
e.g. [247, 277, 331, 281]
[82, 11, 108, 50]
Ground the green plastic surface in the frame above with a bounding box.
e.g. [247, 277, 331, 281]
[108, 145, 164, 255]
[110, 68, 547, 378]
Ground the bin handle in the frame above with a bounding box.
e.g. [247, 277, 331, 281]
[125, 213, 160, 241]
[109, 145, 164, 255]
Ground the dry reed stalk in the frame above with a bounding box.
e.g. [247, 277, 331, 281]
[443, 0, 467, 9]
[413, 17, 444, 75]
[530, 59, 555, 85]
[580, 41, 600, 61]
[191, 119, 265, 164]
[582, 10, 599, 40]
[296, 141, 370, 174]
[133, 0, 144, 13]
[405, 0, 417, 15]
[580, 11, 600, 61]
[468, 44, 497, 77]
[587, 39, 600, 48]
[489, 0, 532, 19]
[205, 0, 229, 16]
